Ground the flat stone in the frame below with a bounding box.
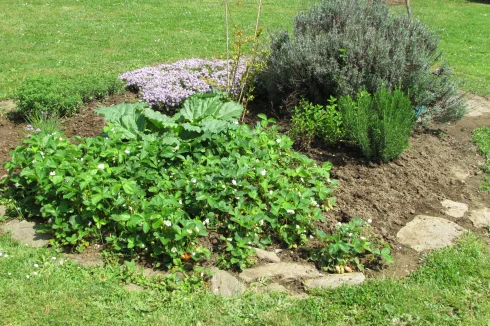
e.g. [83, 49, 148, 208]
[304, 273, 365, 290]
[141, 267, 167, 278]
[239, 263, 321, 283]
[468, 208, 490, 228]
[210, 269, 246, 296]
[63, 253, 104, 268]
[396, 215, 465, 252]
[0, 205, 6, 217]
[124, 283, 145, 292]
[253, 248, 281, 263]
[465, 94, 490, 117]
[253, 282, 288, 294]
[0, 100, 15, 113]
[441, 199, 468, 218]
[450, 167, 470, 180]
[262, 282, 288, 293]
[0, 220, 51, 247]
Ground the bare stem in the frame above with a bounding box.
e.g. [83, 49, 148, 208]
[405, 0, 412, 21]
[225, 0, 230, 90]
[238, 0, 263, 112]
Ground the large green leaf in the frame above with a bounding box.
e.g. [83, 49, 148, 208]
[215, 101, 243, 121]
[143, 108, 178, 131]
[95, 103, 147, 139]
[181, 95, 243, 123]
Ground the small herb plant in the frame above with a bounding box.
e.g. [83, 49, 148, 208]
[2, 94, 337, 271]
[339, 86, 415, 162]
[311, 218, 393, 273]
[289, 97, 343, 150]
[14, 75, 124, 119]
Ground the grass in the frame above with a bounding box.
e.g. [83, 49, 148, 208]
[1, 231, 489, 325]
[0, 0, 312, 100]
[473, 127, 490, 191]
[411, 0, 490, 97]
[1, 1, 489, 100]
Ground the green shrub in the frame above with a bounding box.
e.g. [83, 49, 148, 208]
[14, 75, 124, 119]
[260, 0, 466, 122]
[289, 97, 343, 150]
[2, 95, 337, 271]
[340, 87, 415, 162]
[73, 74, 125, 103]
[14, 76, 83, 118]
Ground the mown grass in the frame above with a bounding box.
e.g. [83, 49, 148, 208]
[1, 0, 489, 100]
[1, 232, 489, 325]
[473, 127, 490, 191]
[0, 0, 312, 99]
[412, 0, 490, 97]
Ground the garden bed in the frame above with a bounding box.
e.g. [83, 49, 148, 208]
[1, 93, 489, 279]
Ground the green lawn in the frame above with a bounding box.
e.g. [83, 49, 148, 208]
[1, 232, 489, 325]
[0, 0, 312, 99]
[1, 0, 489, 100]
[412, 0, 490, 97]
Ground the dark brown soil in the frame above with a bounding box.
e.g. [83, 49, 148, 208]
[1, 93, 490, 279]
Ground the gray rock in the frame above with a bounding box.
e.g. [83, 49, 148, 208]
[253, 282, 288, 294]
[63, 253, 104, 268]
[262, 282, 288, 293]
[441, 199, 468, 218]
[0, 100, 15, 113]
[304, 273, 365, 290]
[396, 215, 465, 251]
[124, 283, 145, 292]
[450, 167, 470, 180]
[239, 263, 321, 283]
[210, 269, 246, 296]
[0, 220, 51, 247]
[253, 248, 281, 263]
[468, 208, 490, 228]
[465, 94, 490, 117]
[0, 205, 5, 217]
[142, 267, 168, 278]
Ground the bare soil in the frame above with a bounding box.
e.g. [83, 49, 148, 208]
[1, 93, 490, 279]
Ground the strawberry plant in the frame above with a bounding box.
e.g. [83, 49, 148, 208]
[311, 218, 393, 273]
[2, 94, 337, 271]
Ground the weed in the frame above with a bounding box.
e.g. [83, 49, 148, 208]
[311, 218, 393, 272]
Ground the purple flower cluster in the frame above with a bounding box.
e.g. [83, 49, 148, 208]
[25, 125, 41, 133]
[119, 58, 247, 110]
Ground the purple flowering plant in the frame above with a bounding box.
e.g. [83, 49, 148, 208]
[120, 58, 247, 111]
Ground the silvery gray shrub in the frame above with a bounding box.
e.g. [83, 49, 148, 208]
[260, 0, 466, 122]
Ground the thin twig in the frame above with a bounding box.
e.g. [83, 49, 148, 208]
[405, 0, 412, 21]
[238, 0, 263, 121]
[225, 0, 230, 90]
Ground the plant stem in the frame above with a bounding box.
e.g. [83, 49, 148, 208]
[239, 0, 263, 120]
[405, 0, 412, 21]
[225, 0, 230, 90]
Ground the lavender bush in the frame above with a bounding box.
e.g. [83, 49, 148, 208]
[120, 58, 247, 111]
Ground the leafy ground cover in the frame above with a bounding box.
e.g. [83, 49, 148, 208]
[0, 0, 310, 99]
[2, 95, 353, 272]
[1, 232, 489, 325]
[411, 0, 490, 97]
